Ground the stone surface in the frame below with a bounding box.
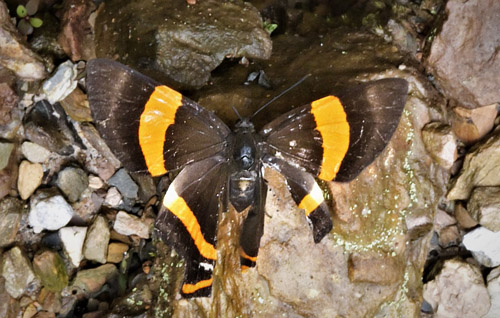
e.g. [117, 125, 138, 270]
[103, 187, 122, 207]
[65, 264, 118, 298]
[0, 142, 13, 170]
[348, 253, 403, 285]
[0, 82, 21, 140]
[95, 0, 271, 88]
[42, 60, 78, 104]
[29, 191, 75, 233]
[83, 216, 110, 264]
[421, 122, 457, 169]
[0, 1, 47, 80]
[426, 0, 500, 108]
[113, 211, 151, 239]
[59, 226, 87, 267]
[463, 227, 500, 267]
[485, 266, 500, 318]
[59, 87, 92, 122]
[467, 187, 500, 232]
[107, 169, 138, 200]
[454, 203, 479, 230]
[72, 189, 104, 224]
[56, 167, 89, 203]
[106, 242, 129, 263]
[21, 142, 51, 164]
[447, 130, 500, 200]
[423, 258, 490, 318]
[18, 160, 44, 200]
[0, 197, 23, 248]
[32, 251, 69, 292]
[1, 247, 38, 299]
[452, 104, 498, 144]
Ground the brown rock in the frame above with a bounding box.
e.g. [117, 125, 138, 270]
[106, 242, 129, 263]
[467, 186, 500, 232]
[426, 0, 500, 108]
[454, 203, 479, 230]
[348, 253, 403, 285]
[452, 104, 498, 144]
[17, 161, 44, 200]
[59, 87, 92, 122]
[421, 122, 457, 169]
[438, 225, 461, 248]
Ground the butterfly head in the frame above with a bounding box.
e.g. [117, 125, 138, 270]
[234, 118, 255, 133]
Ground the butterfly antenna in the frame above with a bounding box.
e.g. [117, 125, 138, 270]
[251, 73, 312, 119]
[232, 106, 243, 121]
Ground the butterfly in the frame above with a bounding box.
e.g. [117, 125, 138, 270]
[86, 58, 408, 297]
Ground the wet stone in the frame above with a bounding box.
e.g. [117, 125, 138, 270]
[447, 130, 500, 200]
[1, 247, 38, 299]
[106, 242, 129, 264]
[83, 216, 110, 264]
[18, 160, 44, 200]
[21, 142, 51, 164]
[452, 104, 498, 144]
[421, 122, 457, 170]
[65, 264, 118, 298]
[463, 227, 500, 267]
[0, 197, 23, 248]
[59, 226, 87, 267]
[107, 169, 138, 200]
[113, 211, 151, 239]
[348, 253, 403, 285]
[467, 186, 500, 232]
[29, 191, 74, 233]
[485, 266, 500, 318]
[423, 258, 490, 318]
[42, 60, 78, 104]
[0, 142, 14, 170]
[56, 167, 89, 203]
[32, 251, 69, 292]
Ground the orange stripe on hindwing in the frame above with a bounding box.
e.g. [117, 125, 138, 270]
[298, 182, 325, 216]
[310, 96, 350, 181]
[182, 278, 213, 294]
[163, 188, 217, 261]
[240, 249, 257, 263]
[139, 86, 182, 176]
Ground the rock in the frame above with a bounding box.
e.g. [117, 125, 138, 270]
[56, 167, 89, 203]
[21, 142, 51, 164]
[95, 0, 271, 88]
[59, 87, 92, 122]
[405, 210, 433, 240]
[103, 187, 122, 208]
[59, 226, 87, 267]
[88, 175, 104, 190]
[72, 189, 104, 224]
[0, 82, 21, 139]
[0, 1, 47, 80]
[107, 169, 138, 200]
[454, 202, 479, 229]
[32, 251, 69, 292]
[83, 216, 110, 264]
[65, 264, 118, 298]
[1, 247, 38, 299]
[424, 258, 490, 318]
[0, 197, 23, 248]
[17, 160, 44, 200]
[463, 227, 500, 267]
[0, 142, 13, 170]
[24, 101, 80, 156]
[106, 242, 129, 263]
[57, 0, 96, 61]
[467, 187, 500, 232]
[485, 266, 500, 318]
[29, 191, 75, 233]
[421, 122, 457, 169]
[42, 61, 78, 104]
[452, 104, 498, 144]
[434, 209, 456, 231]
[426, 0, 500, 108]
[0, 276, 20, 318]
[111, 282, 152, 315]
[447, 130, 500, 200]
[348, 253, 403, 285]
[438, 225, 461, 248]
[113, 211, 151, 239]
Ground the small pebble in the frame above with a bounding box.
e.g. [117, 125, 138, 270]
[21, 141, 51, 163]
[106, 242, 129, 263]
[59, 226, 87, 267]
[0, 142, 14, 170]
[18, 160, 44, 200]
[29, 192, 74, 233]
[83, 216, 110, 264]
[56, 167, 89, 203]
[113, 211, 151, 239]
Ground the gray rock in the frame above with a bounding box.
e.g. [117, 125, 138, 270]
[83, 216, 110, 264]
[485, 266, 500, 318]
[59, 226, 87, 267]
[107, 169, 138, 200]
[463, 227, 500, 267]
[0, 1, 47, 80]
[1, 247, 38, 299]
[0, 275, 20, 318]
[421, 122, 457, 170]
[426, 0, 500, 108]
[423, 258, 490, 318]
[29, 191, 75, 233]
[32, 250, 68, 292]
[17, 160, 44, 200]
[0, 198, 23, 248]
[64, 264, 118, 298]
[95, 0, 271, 88]
[42, 60, 78, 104]
[21, 141, 51, 164]
[113, 211, 151, 239]
[447, 130, 500, 200]
[0, 142, 13, 170]
[467, 187, 500, 232]
[56, 167, 89, 203]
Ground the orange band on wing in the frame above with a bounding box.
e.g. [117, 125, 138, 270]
[298, 182, 324, 216]
[163, 188, 217, 260]
[139, 86, 182, 176]
[182, 278, 213, 294]
[310, 96, 350, 181]
[241, 265, 251, 273]
[240, 249, 257, 263]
